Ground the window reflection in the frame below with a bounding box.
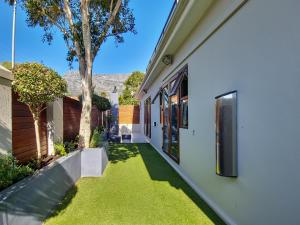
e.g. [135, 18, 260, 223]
[215, 91, 237, 177]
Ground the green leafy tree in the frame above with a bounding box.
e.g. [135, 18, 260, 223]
[79, 93, 111, 131]
[79, 94, 111, 112]
[12, 63, 67, 160]
[119, 71, 144, 105]
[6, 0, 136, 148]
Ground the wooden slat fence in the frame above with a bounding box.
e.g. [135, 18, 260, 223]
[63, 96, 103, 142]
[12, 95, 108, 163]
[12, 92, 48, 163]
[119, 105, 140, 124]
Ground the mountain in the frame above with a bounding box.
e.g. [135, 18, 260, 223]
[63, 71, 130, 97]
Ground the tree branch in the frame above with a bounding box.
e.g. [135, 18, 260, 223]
[63, 0, 84, 68]
[92, 0, 122, 60]
[37, 7, 69, 38]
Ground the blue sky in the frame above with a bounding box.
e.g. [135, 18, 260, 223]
[0, 0, 174, 75]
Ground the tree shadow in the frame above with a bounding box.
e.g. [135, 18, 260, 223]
[137, 143, 226, 225]
[108, 143, 139, 164]
[45, 185, 78, 220]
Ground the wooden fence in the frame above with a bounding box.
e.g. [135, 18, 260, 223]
[12, 92, 48, 163]
[63, 96, 103, 141]
[119, 105, 140, 124]
[12, 95, 108, 163]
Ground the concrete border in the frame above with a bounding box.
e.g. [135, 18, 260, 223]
[0, 144, 109, 225]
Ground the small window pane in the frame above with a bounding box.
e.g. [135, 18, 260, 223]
[181, 76, 188, 98]
[181, 99, 188, 128]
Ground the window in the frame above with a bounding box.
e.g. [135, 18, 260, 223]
[215, 91, 237, 177]
[179, 72, 188, 129]
[144, 97, 151, 138]
[159, 92, 163, 124]
[159, 65, 188, 163]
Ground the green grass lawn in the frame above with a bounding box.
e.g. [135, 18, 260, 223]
[44, 144, 225, 225]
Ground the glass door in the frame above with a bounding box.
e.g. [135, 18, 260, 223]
[169, 94, 179, 161]
[162, 85, 180, 162]
[162, 87, 169, 152]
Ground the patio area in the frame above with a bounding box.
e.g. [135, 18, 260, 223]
[44, 144, 224, 225]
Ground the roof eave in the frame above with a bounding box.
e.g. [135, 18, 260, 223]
[137, 0, 215, 100]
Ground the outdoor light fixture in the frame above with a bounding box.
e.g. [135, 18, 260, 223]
[215, 91, 237, 177]
[162, 55, 173, 65]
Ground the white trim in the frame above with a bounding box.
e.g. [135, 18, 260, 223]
[150, 142, 237, 225]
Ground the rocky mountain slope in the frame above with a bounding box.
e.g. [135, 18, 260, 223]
[63, 71, 130, 97]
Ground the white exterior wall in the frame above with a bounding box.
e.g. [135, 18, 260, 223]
[47, 99, 64, 155]
[0, 77, 12, 155]
[119, 124, 141, 135]
[140, 0, 300, 224]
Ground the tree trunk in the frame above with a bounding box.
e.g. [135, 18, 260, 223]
[79, 0, 93, 149]
[79, 74, 92, 148]
[33, 114, 42, 160]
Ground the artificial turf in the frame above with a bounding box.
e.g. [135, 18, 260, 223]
[44, 143, 225, 225]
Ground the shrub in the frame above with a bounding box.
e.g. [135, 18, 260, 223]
[90, 129, 103, 148]
[0, 155, 33, 191]
[97, 126, 105, 133]
[27, 158, 40, 170]
[54, 142, 67, 156]
[64, 140, 76, 153]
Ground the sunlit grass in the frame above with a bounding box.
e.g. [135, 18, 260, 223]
[44, 144, 224, 225]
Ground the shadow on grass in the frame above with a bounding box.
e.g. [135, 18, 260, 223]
[45, 185, 78, 221]
[109, 143, 225, 225]
[108, 143, 139, 164]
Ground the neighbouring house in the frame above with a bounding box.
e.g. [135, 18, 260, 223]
[0, 65, 13, 155]
[137, 1, 300, 225]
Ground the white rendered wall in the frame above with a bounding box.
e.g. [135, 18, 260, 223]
[119, 124, 141, 135]
[141, 0, 300, 224]
[0, 77, 12, 155]
[47, 99, 64, 155]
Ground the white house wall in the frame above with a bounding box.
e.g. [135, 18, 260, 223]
[140, 0, 300, 224]
[0, 77, 12, 155]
